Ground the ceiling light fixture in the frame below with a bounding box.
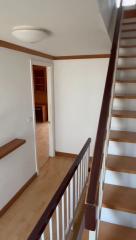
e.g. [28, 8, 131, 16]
[12, 26, 47, 43]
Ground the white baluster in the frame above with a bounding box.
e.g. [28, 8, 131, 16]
[85, 151, 88, 181]
[40, 233, 45, 240]
[83, 155, 85, 187]
[70, 178, 74, 221]
[56, 206, 60, 240]
[49, 218, 53, 240]
[78, 165, 80, 201]
[81, 158, 84, 190]
[66, 186, 69, 229]
[80, 162, 82, 196]
[61, 196, 65, 240]
[75, 170, 78, 208]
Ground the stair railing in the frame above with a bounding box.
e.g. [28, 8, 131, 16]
[84, 0, 123, 238]
[28, 138, 91, 240]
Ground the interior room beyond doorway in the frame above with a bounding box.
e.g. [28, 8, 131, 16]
[33, 65, 49, 170]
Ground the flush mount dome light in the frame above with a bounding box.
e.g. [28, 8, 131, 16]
[12, 26, 47, 43]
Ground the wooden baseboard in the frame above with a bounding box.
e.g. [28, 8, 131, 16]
[55, 151, 78, 158]
[56, 151, 92, 162]
[0, 173, 37, 217]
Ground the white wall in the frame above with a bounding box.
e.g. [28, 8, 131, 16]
[54, 58, 109, 156]
[97, 0, 117, 39]
[0, 48, 52, 209]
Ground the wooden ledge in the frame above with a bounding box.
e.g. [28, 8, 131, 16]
[0, 139, 26, 159]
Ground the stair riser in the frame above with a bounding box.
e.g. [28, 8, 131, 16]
[115, 82, 136, 94]
[105, 170, 136, 188]
[116, 69, 136, 80]
[121, 31, 136, 38]
[101, 208, 136, 228]
[108, 141, 136, 157]
[120, 38, 136, 46]
[111, 117, 136, 132]
[122, 24, 136, 30]
[118, 58, 136, 67]
[119, 47, 136, 55]
[113, 99, 136, 111]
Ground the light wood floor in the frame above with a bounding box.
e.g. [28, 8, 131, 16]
[36, 122, 49, 169]
[0, 156, 74, 240]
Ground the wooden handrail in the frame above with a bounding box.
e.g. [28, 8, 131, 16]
[27, 138, 91, 240]
[0, 139, 26, 159]
[85, 1, 123, 231]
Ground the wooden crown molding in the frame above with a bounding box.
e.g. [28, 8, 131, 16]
[0, 40, 54, 60]
[54, 54, 110, 60]
[0, 40, 110, 60]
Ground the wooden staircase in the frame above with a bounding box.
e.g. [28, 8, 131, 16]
[98, 9, 136, 240]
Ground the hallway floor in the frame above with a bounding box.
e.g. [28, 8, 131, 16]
[36, 122, 49, 169]
[0, 156, 74, 240]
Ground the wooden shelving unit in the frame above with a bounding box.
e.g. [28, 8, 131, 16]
[0, 139, 26, 159]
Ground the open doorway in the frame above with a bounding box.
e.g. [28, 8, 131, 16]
[32, 65, 49, 170]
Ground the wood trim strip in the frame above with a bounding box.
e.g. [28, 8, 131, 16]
[0, 139, 26, 159]
[54, 54, 110, 60]
[0, 40, 110, 60]
[55, 151, 77, 158]
[0, 173, 37, 217]
[0, 40, 55, 60]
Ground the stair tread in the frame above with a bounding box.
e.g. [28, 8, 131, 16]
[99, 221, 136, 240]
[120, 45, 136, 48]
[123, 22, 136, 25]
[121, 37, 136, 39]
[103, 184, 136, 213]
[116, 80, 136, 83]
[119, 55, 136, 58]
[118, 66, 136, 70]
[122, 29, 136, 32]
[114, 94, 136, 99]
[106, 154, 136, 173]
[112, 110, 136, 118]
[109, 130, 136, 143]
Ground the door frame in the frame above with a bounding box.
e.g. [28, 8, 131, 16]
[30, 58, 55, 173]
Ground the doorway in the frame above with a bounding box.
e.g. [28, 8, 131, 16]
[32, 65, 49, 170]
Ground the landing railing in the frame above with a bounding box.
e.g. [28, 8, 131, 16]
[28, 138, 91, 240]
[84, 0, 123, 238]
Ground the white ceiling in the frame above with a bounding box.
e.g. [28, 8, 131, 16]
[0, 0, 111, 56]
